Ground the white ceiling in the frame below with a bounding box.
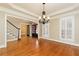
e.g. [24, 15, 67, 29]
[0, 3, 79, 20]
[0, 3, 12, 9]
[13, 3, 78, 16]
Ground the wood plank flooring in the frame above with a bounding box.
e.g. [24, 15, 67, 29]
[0, 36, 79, 56]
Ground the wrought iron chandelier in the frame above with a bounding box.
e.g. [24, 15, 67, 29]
[39, 3, 50, 24]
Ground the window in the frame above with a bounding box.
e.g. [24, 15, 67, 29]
[60, 15, 75, 42]
[42, 23, 49, 39]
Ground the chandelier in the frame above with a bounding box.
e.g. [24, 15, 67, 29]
[39, 3, 50, 24]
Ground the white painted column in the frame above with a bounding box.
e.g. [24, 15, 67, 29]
[30, 24, 32, 37]
[37, 22, 40, 39]
[38, 22, 43, 39]
[0, 13, 7, 48]
[19, 29, 21, 38]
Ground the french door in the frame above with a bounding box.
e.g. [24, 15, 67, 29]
[60, 15, 75, 42]
[42, 23, 49, 39]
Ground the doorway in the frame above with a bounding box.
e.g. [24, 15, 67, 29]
[32, 24, 38, 38]
[20, 23, 27, 37]
[27, 25, 30, 36]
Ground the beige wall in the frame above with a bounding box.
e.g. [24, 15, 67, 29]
[75, 14, 79, 42]
[39, 23, 42, 37]
[20, 23, 27, 36]
[49, 16, 59, 40]
[49, 11, 79, 43]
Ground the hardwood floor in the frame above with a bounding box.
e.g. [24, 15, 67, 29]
[0, 36, 79, 56]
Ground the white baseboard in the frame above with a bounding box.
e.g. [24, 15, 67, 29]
[0, 45, 6, 48]
[49, 38, 79, 46]
[0, 38, 17, 48]
[39, 37, 79, 47]
[7, 38, 17, 42]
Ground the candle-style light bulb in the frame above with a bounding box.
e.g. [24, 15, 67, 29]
[47, 17, 50, 19]
[39, 16, 41, 19]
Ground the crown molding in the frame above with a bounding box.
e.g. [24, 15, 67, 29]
[8, 3, 39, 18]
[0, 3, 78, 23]
[48, 4, 79, 17]
[8, 3, 79, 20]
[0, 7, 38, 23]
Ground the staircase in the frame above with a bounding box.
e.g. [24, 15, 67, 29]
[7, 20, 20, 41]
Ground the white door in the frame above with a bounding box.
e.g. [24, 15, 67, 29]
[60, 16, 75, 42]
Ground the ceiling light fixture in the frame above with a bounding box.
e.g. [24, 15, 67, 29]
[39, 3, 50, 24]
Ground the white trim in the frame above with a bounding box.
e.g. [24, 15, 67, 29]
[0, 7, 38, 23]
[7, 38, 17, 42]
[30, 24, 32, 37]
[38, 23, 42, 39]
[0, 45, 6, 48]
[48, 4, 79, 17]
[49, 38, 79, 46]
[59, 17, 61, 40]
[73, 16, 75, 42]
[4, 14, 7, 48]
[6, 14, 38, 23]
[40, 37, 79, 47]
[7, 14, 26, 20]
[8, 3, 39, 18]
[50, 9, 79, 20]
[38, 24, 40, 39]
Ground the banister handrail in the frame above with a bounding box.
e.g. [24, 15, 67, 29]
[7, 20, 20, 29]
[7, 20, 20, 40]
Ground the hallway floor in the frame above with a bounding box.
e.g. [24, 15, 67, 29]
[0, 36, 79, 56]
